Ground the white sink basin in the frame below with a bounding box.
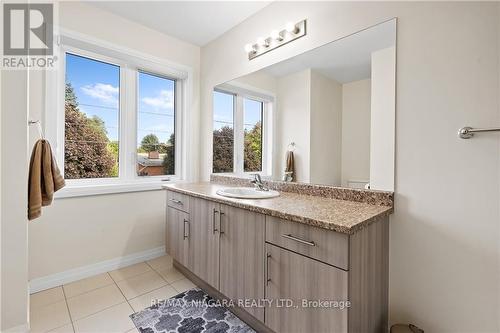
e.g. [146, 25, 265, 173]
[216, 187, 280, 199]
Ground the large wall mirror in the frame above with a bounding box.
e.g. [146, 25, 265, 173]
[212, 19, 396, 191]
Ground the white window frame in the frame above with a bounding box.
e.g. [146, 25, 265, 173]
[213, 83, 274, 177]
[45, 30, 191, 198]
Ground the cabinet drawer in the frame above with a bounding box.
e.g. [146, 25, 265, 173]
[265, 243, 348, 333]
[265, 216, 349, 270]
[167, 190, 190, 213]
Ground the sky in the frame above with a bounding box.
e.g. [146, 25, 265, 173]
[66, 53, 175, 146]
[213, 90, 262, 131]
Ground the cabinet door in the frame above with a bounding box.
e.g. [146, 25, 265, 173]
[166, 207, 189, 267]
[219, 204, 265, 321]
[188, 197, 220, 288]
[265, 243, 348, 333]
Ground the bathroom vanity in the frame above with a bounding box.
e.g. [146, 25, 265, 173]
[163, 179, 393, 333]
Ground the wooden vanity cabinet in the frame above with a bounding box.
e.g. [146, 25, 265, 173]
[264, 217, 389, 333]
[219, 204, 265, 321]
[188, 196, 220, 288]
[166, 190, 389, 333]
[165, 206, 189, 268]
[166, 192, 265, 320]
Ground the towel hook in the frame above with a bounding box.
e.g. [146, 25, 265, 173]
[287, 142, 296, 151]
[28, 120, 44, 139]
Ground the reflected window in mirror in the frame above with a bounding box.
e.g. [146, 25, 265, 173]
[243, 98, 263, 172]
[212, 87, 273, 176]
[213, 91, 235, 173]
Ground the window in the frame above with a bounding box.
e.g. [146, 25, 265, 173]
[53, 36, 189, 196]
[243, 98, 263, 172]
[212, 87, 272, 175]
[213, 91, 235, 173]
[137, 72, 176, 177]
[65, 53, 120, 179]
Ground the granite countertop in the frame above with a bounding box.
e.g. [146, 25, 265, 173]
[163, 182, 393, 235]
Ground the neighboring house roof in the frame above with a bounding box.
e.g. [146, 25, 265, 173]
[137, 154, 165, 167]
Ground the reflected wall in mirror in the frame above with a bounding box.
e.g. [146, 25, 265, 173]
[213, 19, 396, 191]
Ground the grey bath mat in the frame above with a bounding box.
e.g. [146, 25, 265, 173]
[130, 288, 256, 333]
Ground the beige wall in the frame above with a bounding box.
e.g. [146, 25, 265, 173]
[0, 60, 2, 333]
[370, 46, 396, 191]
[232, 71, 278, 94]
[29, 192, 166, 279]
[1, 70, 30, 331]
[276, 69, 311, 182]
[498, 5, 500, 330]
[341, 79, 371, 187]
[310, 70, 342, 185]
[1, 2, 30, 328]
[200, 2, 500, 331]
[28, 2, 200, 281]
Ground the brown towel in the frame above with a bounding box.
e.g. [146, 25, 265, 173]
[285, 150, 295, 181]
[28, 139, 65, 220]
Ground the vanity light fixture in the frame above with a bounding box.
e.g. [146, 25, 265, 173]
[244, 43, 256, 54]
[245, 19, 307, 60]
[257, 37, 270, 47]
[285, 22, 300, 34]
[270, 30, 283, 41]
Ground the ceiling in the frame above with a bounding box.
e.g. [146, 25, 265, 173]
[89, 1, 271, 46]
[262, 19, 396, 83]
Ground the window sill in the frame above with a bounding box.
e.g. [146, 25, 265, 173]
[213, 172, 270, 179]
[55, 180, 182, 199]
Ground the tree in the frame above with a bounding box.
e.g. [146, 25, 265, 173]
[162, 133, 175, 175]
[64, 82, 116, 179]
[212, 126, 234, 173]
[244, 121, 262, 172]
[140, 134, 160, 152]
[107, 141, 119, 177]
[88, 115, 107, 135]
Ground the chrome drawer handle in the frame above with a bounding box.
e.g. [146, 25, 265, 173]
[213, 209, 219, 234]
[266, 253, 271, 286]
[183, 219, 189, 239]
[219, 212, 225, 235]
[170, 198, 183, 205]
[281, 234, 316, 247]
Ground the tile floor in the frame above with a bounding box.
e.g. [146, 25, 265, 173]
[29, 255, 196, 333]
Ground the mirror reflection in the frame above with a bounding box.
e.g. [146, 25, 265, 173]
[213, 19, 396, 191]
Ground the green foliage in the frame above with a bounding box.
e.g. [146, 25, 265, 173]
[162, 133, 175, 175]
[244, 121, 262, 172]
[140, 134, 160, 152]
[107, 141, 119, 177]
[212, 122, 262, 173]
[212, 126, 234, 173]
[140, 133, 169, 153]
[65, 82, 78, 109]
[88, 116, 107, 135]
[64, 82, 117, 179]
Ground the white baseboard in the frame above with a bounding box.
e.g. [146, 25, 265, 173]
[2, 323, 30, 333]
[29, 246, 166, 294]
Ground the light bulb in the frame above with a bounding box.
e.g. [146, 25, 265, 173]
[271, 29, 283, 41]
[244, 43, 254, 53]
[286, 22, 298, 34]
[257, 37, 269, 47]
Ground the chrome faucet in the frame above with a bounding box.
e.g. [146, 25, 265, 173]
[250, 174, 269, 191]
